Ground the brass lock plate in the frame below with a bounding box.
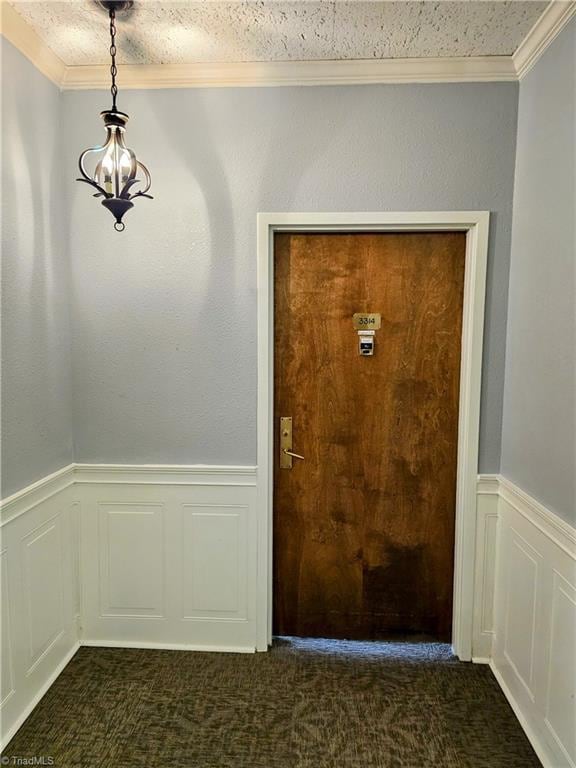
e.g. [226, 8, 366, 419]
[280, 416, 293, 469]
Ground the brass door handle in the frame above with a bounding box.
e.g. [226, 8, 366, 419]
[283, 448, 304, 460]
[280, 416, 304, 468]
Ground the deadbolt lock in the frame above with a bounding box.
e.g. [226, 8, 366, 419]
[358, 330, 375, 356]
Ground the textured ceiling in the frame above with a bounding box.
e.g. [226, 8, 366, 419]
[9, 1, 548, 66]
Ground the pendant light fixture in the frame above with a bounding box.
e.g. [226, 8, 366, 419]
[77, 1, 152, 231]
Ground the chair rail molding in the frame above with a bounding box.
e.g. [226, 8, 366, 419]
[0, 464, 75, 528]
[3, 0, 576, 89]
[73, 463, 257, 486]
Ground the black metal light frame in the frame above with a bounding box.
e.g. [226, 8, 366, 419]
[77, 1, 152, 231]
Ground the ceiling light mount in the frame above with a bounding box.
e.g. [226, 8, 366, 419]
[96, 1, 134, 15]
[77, 1, 152, 231]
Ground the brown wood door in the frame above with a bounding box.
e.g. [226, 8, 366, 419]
[273, 232, 466, 642]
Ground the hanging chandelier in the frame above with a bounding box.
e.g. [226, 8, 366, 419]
[77, 1, 152, 231]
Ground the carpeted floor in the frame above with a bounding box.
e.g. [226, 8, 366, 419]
[3, 638, 540, 768]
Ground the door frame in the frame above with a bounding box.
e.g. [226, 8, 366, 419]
[256, 211, 490, 660]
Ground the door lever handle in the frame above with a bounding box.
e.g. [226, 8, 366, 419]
[280, 416, 303, 468]
[283, 448, 304, 460]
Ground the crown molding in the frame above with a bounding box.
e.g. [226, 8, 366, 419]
[0, 1, 65, 87]
[512, 0, 576, 79]
[60, 56, 517, 89]
[1, 0, 574, 90]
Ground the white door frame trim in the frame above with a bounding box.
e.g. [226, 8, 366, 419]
[256, 211, 490, 659]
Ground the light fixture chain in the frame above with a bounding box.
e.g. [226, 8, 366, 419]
[76, 1, 152, 229]
[109, 8, 118, 111]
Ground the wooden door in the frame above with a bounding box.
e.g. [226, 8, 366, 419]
[273, 232, 466, 642]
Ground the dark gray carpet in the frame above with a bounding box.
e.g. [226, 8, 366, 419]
[3, 638, 540, 767]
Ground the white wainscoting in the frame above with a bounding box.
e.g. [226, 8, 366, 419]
[491, 477, 576, 768]
[0, 464, 258, 748]
[75, 465, 258, 652]
[3, 464, 574, 766]
[473, 475, 500, 661]
[0, 466, 79, 747]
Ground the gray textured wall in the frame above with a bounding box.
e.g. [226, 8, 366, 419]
[1, 40, 74, 497]
[63, 81, 518, 472]
[501, 19, 576, 524]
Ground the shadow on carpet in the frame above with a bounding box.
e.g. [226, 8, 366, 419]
[3, 637, 541, 767]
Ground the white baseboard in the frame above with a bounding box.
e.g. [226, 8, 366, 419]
[79, 639, 255, 653]
[489, 659, 551, 767]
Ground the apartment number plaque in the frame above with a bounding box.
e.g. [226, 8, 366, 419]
[353, 313, 381, 330]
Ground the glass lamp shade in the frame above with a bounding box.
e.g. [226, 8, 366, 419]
[77, 110, 152, 231]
